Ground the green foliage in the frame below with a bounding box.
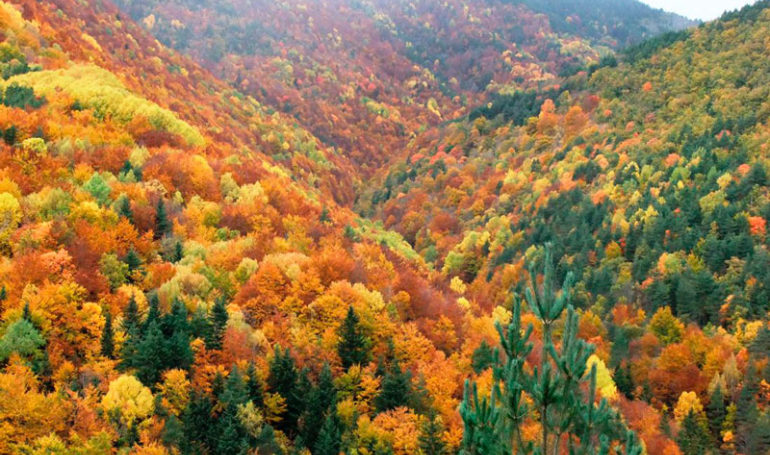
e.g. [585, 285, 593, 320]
[313, 413, 342, 455]
[155, 198, 171, 240]
[375, 358, 412, 413]
[268, 345, 303, 435]
[8, 65, 204, 146]
[206, 295, 228, 351]
[459, 247, 642, 455]
[471, 340, 494, 374]
[419, 413, 449, 455]
[1, 83, 45, 109]
[101, 311, 115, 359]
[337, 306, 371, 369]
[83, 173, 111, 206]
[0, 318, 45, 362]
[677, 411, 711, 455]
[299, 362, 336, 449]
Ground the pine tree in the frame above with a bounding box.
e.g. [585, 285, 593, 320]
[123, 296, 141, 331]
[189, 307, 212, 343]
[337, 305, 371, 369]
[117, 195, 133, 223]
[300, 363, 336, 449]
[173, 240, 184, 263]
[135, 321, 166, 386]
[706, 384, 726, 439]
[659, 406, 672, 438]
[124, 248, 142, 278]
[207, 296, 229, 351]
[120, 296, 141, 370]
[313, 413, 342, 455]
[419, 413, 449, 455]
[614, 362, 634, 399]
[268, 345, 302, 435]
[163, 299, 193, 371]
[471, 340, 494, 373]
[375, 358, 412, 412]
[245, 361, 265, 409]
[677, 411, 711, 455]
[22, 302, 31, 321]
[182, 391, 214, 455]
[100, 310, 115, 359]
[216, 411, 248, 455]
[162, 415, 184, 450]
[145, 293, 161, 333]
[0, 285, 7, 302]
[221, 366, 249, 410]
[458, 246, 643, 455]
[155, 198, 171, 239]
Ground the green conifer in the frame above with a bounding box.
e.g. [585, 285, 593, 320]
[155, 198, 171, 239]
[100, 310, 115, 359]
[337, 305, 371, 369]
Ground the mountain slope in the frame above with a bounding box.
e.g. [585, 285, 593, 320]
[111, 0, 694, 176]
[359, 3, 770, 451]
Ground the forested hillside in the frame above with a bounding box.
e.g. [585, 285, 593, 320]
[360, 2, 770, 453]
[111, 0, 692, 175]
[0, 0, 768, 454]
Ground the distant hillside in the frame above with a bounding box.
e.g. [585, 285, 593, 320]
[111, 0, 694, 175]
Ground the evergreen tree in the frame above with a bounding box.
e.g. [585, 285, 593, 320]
[216, 411, 248, 455]
[677, 411, 711, 455]
[614, 362, 634, 400]
[182, 391, 214, 455]
[300, 363, 336, 449]
[135, 321, 166, 386]
[162, 415, 184, 450]
[155, 198, 171, 239]
[100, 310, 115, 359]
[418, 413, 449, 455]
[610, 326, 630, 368]
[22, 302, 31, 322]
[375, 359, 412, 412]
[471, 340, 494, 373]
[659, 406, 672, 438]
[706, 384, 726, 439]
[120, 296, 142, 370]
[124, 248, 142, 278]
[189, 307, 212, 343]
[161, 299, 193, 372]
[173, 240, 184, 263]
[268, 346, 302, 435]
[0, 285, 7, 302]
[145, 293, 161, 333]
[123, 296, 141, 331]
[736, 365, 760, 425]
[313, 413, 342, 455]
[207, 296, 229, 351]
[337, 305, 371, 369]
[458, 246, 643, 455]
[117, 196, 133, 223]
[221, 366, 249, 410]
[246, 361, 265, 409]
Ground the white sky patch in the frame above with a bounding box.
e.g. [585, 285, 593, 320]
[641, 0, 757, 21]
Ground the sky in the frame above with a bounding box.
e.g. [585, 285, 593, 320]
[641, 0, 757, 20]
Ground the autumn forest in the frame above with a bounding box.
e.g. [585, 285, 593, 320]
[0, 0, 768, 454]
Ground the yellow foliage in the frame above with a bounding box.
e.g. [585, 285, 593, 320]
[101, 374, 154, 425]
[6, 65, 204, 146]
[674, 391, 704, 423]
[0, 191, 21, 246]
[158, 369, 190, 416]
[586, 354, 617, 399]
[264, 392, 286, 424]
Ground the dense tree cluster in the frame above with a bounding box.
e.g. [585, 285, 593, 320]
[0, 0, 767, 454]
